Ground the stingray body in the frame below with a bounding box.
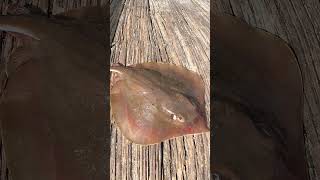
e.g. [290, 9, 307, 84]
[212, 14, 308, 180]
[0, 4, 108, 180]
[110, 63, 209, 145]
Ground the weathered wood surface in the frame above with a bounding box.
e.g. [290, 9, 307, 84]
[110, 0, 210, 180]
[110, 0, 125, 42]
[214, 0, 320, 179]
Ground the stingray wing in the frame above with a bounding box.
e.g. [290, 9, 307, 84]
[54, 5, 108, 24]
[110, 63, 208, 145]
[133, 62, 206, 108]
[213, 14, 306, 180]
[0, 15, 45, 40]
[0, 7, 108, 180]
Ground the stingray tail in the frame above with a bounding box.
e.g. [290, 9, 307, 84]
[0, 16, 42, 40]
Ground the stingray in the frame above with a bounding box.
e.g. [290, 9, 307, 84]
[110, 62, 209, 145]
[0, 3, 108, 180]
[212, 14, 308, 180]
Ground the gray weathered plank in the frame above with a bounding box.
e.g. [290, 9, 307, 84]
[111, 0, 125, 41]
[215, 0, 320, 179]
[110, 0, 210, 179]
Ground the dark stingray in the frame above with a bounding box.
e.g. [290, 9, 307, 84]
[0, 4, 108, 180]
[110, 62, 209, 145]
[212, 14, 308, 180]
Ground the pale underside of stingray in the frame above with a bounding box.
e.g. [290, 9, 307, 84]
[212, 13, 307, 180]
[0, 4, 108, 180]
[110, 62, 209, 145]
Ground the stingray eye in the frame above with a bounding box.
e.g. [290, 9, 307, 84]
[170, 113, 185, 123]
[163, 107, 185, 123]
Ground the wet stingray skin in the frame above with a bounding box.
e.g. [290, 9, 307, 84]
[110, 63, 209, 145]
[212, 14, 308, 180]
[0, 4, 108, 180]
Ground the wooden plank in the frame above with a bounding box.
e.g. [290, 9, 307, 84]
[215, 0, 320, 179]
[110, 0, 210, 179]
[111, 0, 125, 42]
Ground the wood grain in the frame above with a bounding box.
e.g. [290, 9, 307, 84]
[110, 0, 210, 179]
[214, 0, 320, 180]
